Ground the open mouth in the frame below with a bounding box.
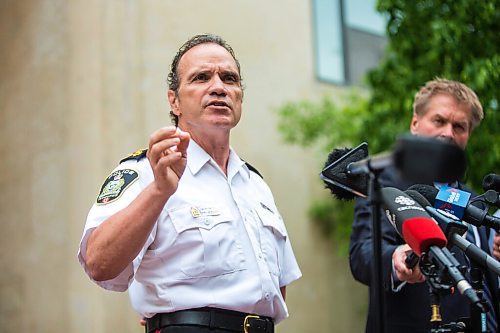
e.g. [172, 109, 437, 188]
[207, 100, 229, 108]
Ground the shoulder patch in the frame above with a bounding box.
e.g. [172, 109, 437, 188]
[244, 161, 263, 179]
[96, 169, 139, 204]
[120, 148, 148, 164]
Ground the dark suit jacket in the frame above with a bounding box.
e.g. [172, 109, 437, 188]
[348, 167, 499, 333]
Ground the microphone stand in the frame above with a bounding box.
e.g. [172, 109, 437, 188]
[367, 170, 385, 333]
[421, 257, 467, 333]
[469, 264, 489, 333]
[424, 206, 496, 332]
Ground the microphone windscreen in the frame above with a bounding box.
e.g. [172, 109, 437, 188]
[407, 184, 439, 205]
[402, 217, 448, 256]
[405, 189, 432, 208]
[483, 173, 500, 192]
[320, 142, 369, 200]
[379, 187, 432, 236]
[393, 134, 466, 183]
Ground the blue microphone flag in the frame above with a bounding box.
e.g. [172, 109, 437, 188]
[434, 186, 471, 219]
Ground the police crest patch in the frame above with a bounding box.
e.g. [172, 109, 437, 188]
[96, 169, 139, 204]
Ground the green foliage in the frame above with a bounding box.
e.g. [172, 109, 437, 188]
[370, 0, 500, 187]
[276, 0, 500, 252]
[277, 91, 369, 151]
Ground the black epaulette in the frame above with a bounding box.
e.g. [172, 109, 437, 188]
[120, 148, 148, 164]
[244, 160, 263, 179]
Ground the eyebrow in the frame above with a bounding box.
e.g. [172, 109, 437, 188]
[186, 67, 240, 81]
[433, 114, 469, 128]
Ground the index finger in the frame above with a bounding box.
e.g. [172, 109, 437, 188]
[175, 129, 191, 156]
[149, 126, 179, 146]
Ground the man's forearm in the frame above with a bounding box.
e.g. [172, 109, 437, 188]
[85, 183, 171, 281]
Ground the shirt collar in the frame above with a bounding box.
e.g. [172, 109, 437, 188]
[227, 149, 248, 181]
[186, 139, 248, 180]
[186, 140, 211, 175]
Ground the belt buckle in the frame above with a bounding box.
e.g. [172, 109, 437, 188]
[244, 315, 265, 333]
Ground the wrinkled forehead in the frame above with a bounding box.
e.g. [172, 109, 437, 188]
[177, 43, 239, 76]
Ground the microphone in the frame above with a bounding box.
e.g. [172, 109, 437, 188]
[320, 142, 369, 201]
[380, 187, 486, 310]
[380, 187, 447, 255]
[405, 189, 469, 238]
[408, 184, 500, 232]
[428, 206, 500, 276]
[483, 173, 500, 192]
[403, 190, 465, 269]
[347, 134, 466, 183]
[405, 190, 500, 276]
[320, 134, 467, 200]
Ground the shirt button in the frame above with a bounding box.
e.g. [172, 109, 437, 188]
[265, 293, 271, 300]
[204, 219, 210, 225]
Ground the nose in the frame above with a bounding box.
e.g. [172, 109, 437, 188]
[438, 124, 455, 142]
[209, 76, 227, 96]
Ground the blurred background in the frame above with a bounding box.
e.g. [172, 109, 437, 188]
[1, 1, 498, 332]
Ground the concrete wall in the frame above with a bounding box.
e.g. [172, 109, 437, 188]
[0, 1, 367, 332]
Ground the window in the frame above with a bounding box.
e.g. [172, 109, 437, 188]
[313, 0, 388, 85]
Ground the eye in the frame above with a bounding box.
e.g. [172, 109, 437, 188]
[222, 73, 239, 83]
[433, 118, 444, 126]
[453, 123, 467, 134]
[194, 73, 209, 81]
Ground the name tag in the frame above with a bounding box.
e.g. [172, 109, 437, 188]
[191, 206, 221, 218]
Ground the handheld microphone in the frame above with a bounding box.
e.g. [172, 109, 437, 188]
[483, 173, 500, 192]
[403, 190, 465, 269]
[380, 187, 447, 255]
[405, 189, 469, 238]
[408, 184, 500, 232]
[380, 187, 486, 310]
[405, 190, 500, 276]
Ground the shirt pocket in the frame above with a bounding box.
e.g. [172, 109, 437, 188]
[255, 204, 287, 276]
[168, 205, 246, 279]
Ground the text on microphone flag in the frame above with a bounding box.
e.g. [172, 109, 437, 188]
[434, 186, 471, 219]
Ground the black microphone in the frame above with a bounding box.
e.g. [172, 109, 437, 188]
[379, 187, 486, 310]
[320, 142, 369, 201]
[379, 187, 446, 254]
[403, 189, 466, 269]
[405, 190, 500, 276]
[347, 134, 466, 183]
[428, 206, 500, 277]
[320, 134, 467, 201]
[408, 184, 500, 232]
[483, 173, 500, 192]
[405, 189, 469, 238]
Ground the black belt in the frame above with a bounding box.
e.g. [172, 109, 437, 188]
[146, 307, 274, 333]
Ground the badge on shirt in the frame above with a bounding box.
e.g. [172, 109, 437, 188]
[96, 169, 138, 204]
[190, 206, 221, 218]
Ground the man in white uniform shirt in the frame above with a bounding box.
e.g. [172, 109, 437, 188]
[78, 34, 301, 333]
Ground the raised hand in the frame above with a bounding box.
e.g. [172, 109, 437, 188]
[147, 126, 190, 197]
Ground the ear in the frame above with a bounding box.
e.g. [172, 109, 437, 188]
[410, 114, 419, 135]
[168, 89, 180, 116]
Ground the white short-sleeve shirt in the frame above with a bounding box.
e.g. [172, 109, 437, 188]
[78, 140, 301, 323]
